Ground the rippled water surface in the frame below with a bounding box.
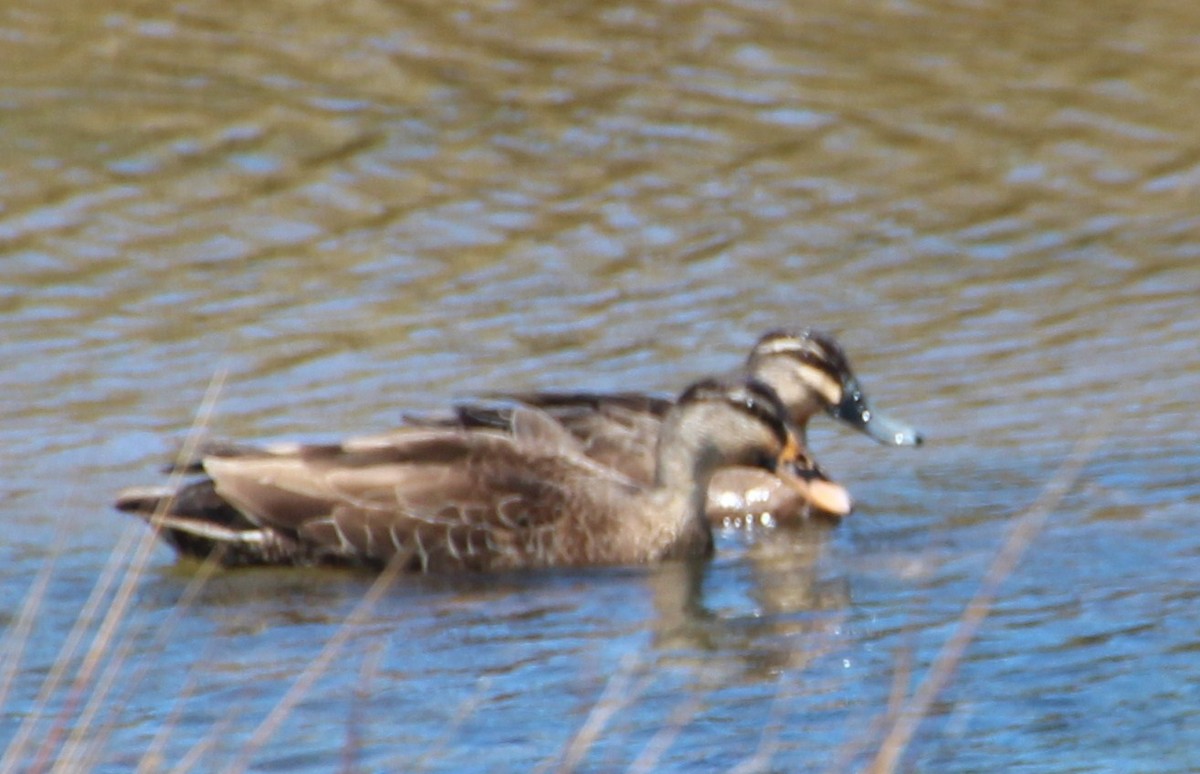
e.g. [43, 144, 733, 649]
[3, 0, 1199, 770]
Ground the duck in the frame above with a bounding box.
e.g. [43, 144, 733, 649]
[115, 376, 851, 571]
[409, 329, 922, 525]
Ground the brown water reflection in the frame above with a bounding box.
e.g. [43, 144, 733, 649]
[3, 0, 1199, 770]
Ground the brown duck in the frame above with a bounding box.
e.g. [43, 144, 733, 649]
[411, 329, 922, 525]
[116, 377, 850, 571]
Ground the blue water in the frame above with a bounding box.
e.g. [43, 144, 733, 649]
[3, 0, 1200, 771]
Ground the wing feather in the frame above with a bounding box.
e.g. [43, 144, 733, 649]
[200, 420, 636, 571]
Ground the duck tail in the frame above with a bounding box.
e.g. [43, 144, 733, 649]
[114, 480, 282, 565]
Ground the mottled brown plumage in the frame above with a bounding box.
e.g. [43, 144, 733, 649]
[409, 329, 921, 524]
[116, 377, 848, 571]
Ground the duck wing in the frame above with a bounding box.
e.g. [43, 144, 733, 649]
[202, 427, 635, 572]
[405, 391, 672, 482]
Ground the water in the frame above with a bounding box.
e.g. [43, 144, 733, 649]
[3, 0, 1199, 770]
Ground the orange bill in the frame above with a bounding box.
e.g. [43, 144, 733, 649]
[776, 454, 854, 517]
[800, 476, 853, 517]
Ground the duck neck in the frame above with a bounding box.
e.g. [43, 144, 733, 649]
[652, 408, 722, 528]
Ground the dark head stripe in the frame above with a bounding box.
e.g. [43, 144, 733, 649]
[678, 377, 792, 449]
[750, 328, 852, 384]
[729, 379, 791, 448]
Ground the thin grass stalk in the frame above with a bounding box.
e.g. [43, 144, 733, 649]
[0, 529, 65, 711]
[222, 556, 408, 773]
[85, 554, 225, 755]
[134, 664, 202, 774]
[169, 696, 242, 774]
[74, 554, 228, 771]
[733, 610, 851, 774]
[626, 683, 707, 774]
[3, 525, 137, 774]
[339, 640, 387, 774]
[50, 370, 227, 773]
[830, 622, 920, 774]
[727, 672, 794, 774]
[866, 427, 1107, 774]
[134, 555, 228, 774]
[548, 652, 651, 774]
[409, 675, 494, 773]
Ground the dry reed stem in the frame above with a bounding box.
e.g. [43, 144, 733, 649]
[133, 554, 228, 774]
[170, 695, 243, 774]
[626, 682, 708, 774]
[827, 624, 919, 774]
[548, 652, 651, 774]
[340, 640, 377, 774]
[222, 557, 407, 773]
[866, 427, 1107, 774]
[341, 639, 387, 774]
[4, 364, 1074, 773]
[136, 663, 203, 774]
[0, 529, 65, 711]
[70, 543, 226, 770]
[410, 674, 495, 773]
[726, 673, 792, 774]
[50, 370, 227, 774]
[733, 611, 852, 774]
[0, 371, 226, 774]
[4, 525, 139, 774]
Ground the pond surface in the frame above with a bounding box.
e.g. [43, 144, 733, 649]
[3, 0, 1199, 771]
